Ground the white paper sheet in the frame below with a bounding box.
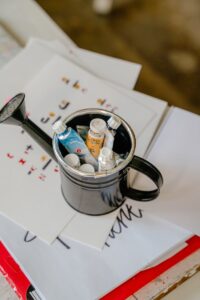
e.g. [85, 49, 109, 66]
[0, 39, 141, 102]
[0, 199, 191, 300]
[0, 40, 167, 249]
[20, 55, 153, 247]
[60, 90, 167, 249]
[61, 208, 119, 250]
[0, 54, 153, 245]
[0, 24, 21, 69]
[133, 107, 200, 235]
[28, 38, 141, 90]
[74, 47, 141, 89]
[23, 55, 154, 137]
[0, 0, 75, 48]
[108, 86, 168, 157]
[0, 39, 167, 249]
[0, 42, 64, 101]
[0, 40, 144, 249]
[0, 123, 75, 244]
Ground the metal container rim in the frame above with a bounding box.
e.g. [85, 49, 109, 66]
[52, 108, 136, 179]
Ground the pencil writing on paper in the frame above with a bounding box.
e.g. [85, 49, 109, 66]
[23, 204, 143, 250]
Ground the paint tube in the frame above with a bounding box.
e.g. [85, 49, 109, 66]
[98, 147, 116, 171]
[79, 164, 95, 173]
[104, 116, 121, 150]
[86, 118, 107, 158]
[114, 152, 124, 166]
[64, 153, 80, 168]
[76, 125, 89, 141]
[52, 120, 98, 169]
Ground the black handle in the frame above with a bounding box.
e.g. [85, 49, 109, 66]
[22, 118, 57, 161]
[125, 156, 163, 201]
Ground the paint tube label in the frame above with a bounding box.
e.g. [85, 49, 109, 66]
[86, 134, 104, 158]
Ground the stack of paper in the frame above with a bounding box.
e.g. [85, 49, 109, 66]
[134, 107, 200, 236]
[0, 39, 168, 249]
[0, 24, 21, 69]
[0, 34, 199, 300]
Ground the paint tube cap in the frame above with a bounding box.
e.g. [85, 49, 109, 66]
[98, 147, 115, 171]
[64, 154, 80, 168]
[79, 164, 95, 173]
[90, 118, 107, 134]
[52, 120, 66, 134]
[108, 116, 121, 130]
[99, 147, 113, 161]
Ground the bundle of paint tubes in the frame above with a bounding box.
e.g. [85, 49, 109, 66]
[52, 116, 126, 174]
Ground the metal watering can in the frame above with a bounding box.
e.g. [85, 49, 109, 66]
[0, 93, 163, 215]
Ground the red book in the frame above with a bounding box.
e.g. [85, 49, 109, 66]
[101, 236, 200, 300]
[0, 242, 40, 300]
[1, 236, 200, 300]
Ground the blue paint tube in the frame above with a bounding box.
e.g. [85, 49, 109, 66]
[52, 120, 98, 169]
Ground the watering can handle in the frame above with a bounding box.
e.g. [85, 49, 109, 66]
[125, 156, 163, 201]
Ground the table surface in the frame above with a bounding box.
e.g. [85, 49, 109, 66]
[163, 272, 200, 300]
[0, 273, 18, 300]
[1, 271, 200, 300]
